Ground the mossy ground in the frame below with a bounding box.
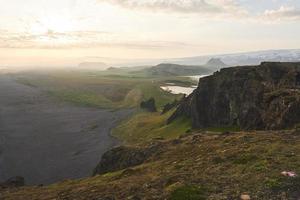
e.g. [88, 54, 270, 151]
[3, 130, 300, 199]
[169, 185, 208, 200]
[112, 110, 191, 144]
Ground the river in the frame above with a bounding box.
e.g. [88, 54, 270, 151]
[160, 74, 210, 95]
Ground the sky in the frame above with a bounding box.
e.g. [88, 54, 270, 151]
[0, 0, 300, 67]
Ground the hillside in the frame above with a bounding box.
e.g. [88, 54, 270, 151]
[169, 62, 300, 130]
[134, 63, 212, 77]
[3, 130, 300, 199]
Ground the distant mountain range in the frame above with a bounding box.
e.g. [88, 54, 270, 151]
[132, 62, 214, 77]
[100, 49, 300, 68]
[127, 58, 227, 76]
[168, 49, 300, 68]
[104, 59, 227, 77]
[78, 49, 300, 71]
[203, 58, 228, 70]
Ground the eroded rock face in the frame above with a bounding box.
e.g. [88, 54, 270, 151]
[161, 99, 180, 115]
[93, 144, 162, 175]
[169, 62, 300, 130]
[140, 98, 157, 112]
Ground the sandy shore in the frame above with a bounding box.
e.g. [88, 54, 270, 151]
[0, 74, 132, 185]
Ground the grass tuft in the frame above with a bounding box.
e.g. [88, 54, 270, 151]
[169, 185, 208, 200]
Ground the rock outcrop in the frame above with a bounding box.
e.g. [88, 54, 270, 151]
[93, 144, 163, 175]
[161, 99, 179, 115]
[169, 62, 300, 130]
[140, 98, 157, 112]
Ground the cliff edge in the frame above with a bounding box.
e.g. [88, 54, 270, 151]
[169, 62, 300, 130]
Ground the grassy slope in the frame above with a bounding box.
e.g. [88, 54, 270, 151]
[112, 110, 191, 144]
[4, 130, 300, 200]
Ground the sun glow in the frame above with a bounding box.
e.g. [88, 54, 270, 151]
[30, 15, 75, 35]
[24, 14, 79, 47]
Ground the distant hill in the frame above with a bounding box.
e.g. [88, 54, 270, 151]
[134, 63, 212, 77]
[204, 58, 228, 69]
[78, 62, 108, 70]
[107, 66, 150, 72]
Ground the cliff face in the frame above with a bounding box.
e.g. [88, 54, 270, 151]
[169, 62, 300, 130]
[93, 144, 163, 175]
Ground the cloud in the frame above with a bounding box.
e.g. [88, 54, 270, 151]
[97, 0, 248, 18]
[262, 6, 300, 21]
[0, 29, 192, 50]
[97, 0, 300, 22]
[0, 30, 116, 49]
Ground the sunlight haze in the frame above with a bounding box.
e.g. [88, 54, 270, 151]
[1, 0, 300, 67]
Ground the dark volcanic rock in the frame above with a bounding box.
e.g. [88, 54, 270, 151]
[1, 176, 25, 188]
[169, 62, 300, 130]
[161, 99, 179, 115]
[140, 98, 157, 112]
[93, 144, 162, 175]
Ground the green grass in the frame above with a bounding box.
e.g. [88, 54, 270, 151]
[5, 131, 300, 199]
[136, 83, 181, 109]
[48, 90, 114, 108]
[14, 70, 186, 110]
[170, 185, 208, 200]
[112, 110, 192, 144]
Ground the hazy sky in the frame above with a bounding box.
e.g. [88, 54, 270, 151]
[0, 0, 300, 66]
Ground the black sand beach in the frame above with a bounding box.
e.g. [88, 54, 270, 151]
[0, 74, 132, 185]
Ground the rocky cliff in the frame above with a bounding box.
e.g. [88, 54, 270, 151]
[169, 62, 300, 130]
[93, 144, 163, 175]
